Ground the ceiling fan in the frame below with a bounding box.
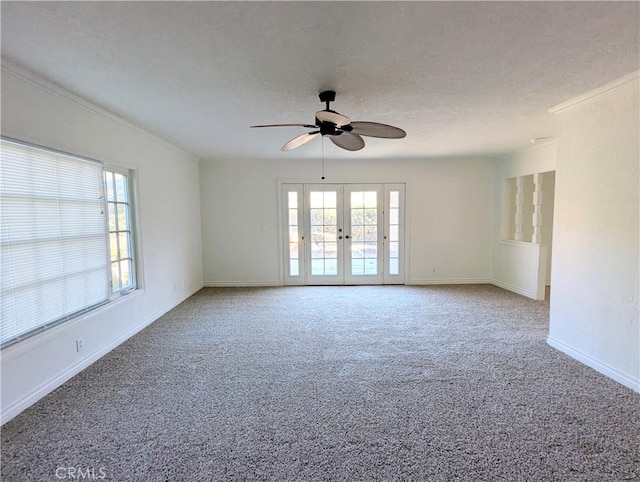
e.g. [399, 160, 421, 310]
[250, 90, 406, 152]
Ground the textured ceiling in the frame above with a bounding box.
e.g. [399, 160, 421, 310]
[1, 1, 638, 161]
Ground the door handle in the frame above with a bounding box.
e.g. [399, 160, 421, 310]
[338, 235, 343, 239]
[345, 235, 350, 239]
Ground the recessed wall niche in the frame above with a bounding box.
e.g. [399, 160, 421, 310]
[502, 171, 555, 244]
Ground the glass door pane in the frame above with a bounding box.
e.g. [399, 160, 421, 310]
[384, 183, 405, 284]
[344, 184, 383, 285]
[282, 184, 304, 285]
[305, 185, 343, 285]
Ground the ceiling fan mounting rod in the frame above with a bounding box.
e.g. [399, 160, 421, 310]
[319, 90, 336, 111]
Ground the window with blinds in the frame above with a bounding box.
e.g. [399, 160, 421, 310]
[0, 138, 136, 347]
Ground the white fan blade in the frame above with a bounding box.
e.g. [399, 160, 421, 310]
[281, 132, 320, 151]
[329, 132, 365, 151]
[251, 123, 317, 128]
[316, 110, 351, 127]
[349, 121, 406, 139]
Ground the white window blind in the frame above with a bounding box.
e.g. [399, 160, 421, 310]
[1, 139, 111, 347]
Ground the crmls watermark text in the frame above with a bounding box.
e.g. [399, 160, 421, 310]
[55, 467, 107, 480]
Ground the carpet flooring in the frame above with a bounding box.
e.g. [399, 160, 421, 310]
[1, 285, 639, 481]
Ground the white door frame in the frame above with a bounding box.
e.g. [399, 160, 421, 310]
[304, 184, 344, 285]
[343, 184, 384, 285]
[280, 182, 405, 286]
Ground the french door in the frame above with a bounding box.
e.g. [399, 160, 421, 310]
[282, 183, 405, 285]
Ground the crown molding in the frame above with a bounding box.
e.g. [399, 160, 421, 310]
[549, 70, 639, 115]
[1, 57, 198, 162]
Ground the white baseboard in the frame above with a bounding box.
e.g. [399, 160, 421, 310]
[207, 280, 492, 287]
[407, 278, 490, 285]
[490, 279, 538, 299]
[547, 336, 640, 393]
[203, 280, 282, 287]
[1, 286, 202, 425]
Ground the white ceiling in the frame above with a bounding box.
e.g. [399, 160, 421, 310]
[1, 1, 638, 161]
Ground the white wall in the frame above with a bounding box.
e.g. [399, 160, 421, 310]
[542, 172, 555, 284]
[547, 74, 639, 392]
[492, 242, 548, 300]
[1, 62, 204, 422]
[492, 142, 556, 299]
[200, 156, 495, 286]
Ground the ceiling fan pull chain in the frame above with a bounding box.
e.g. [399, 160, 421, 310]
[321, 136, 325, 180]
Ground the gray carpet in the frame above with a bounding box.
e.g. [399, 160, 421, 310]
[1, 285, 639, 481]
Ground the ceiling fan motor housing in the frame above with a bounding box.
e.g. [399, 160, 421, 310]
[318, 122, 343, 136]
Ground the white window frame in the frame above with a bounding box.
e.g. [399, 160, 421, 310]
[282, 184, 305, 286]
[104, 166, 138, 296]
[0, 137, 140, 348]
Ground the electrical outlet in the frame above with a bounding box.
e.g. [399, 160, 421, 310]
[76, 339, 84, 353]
